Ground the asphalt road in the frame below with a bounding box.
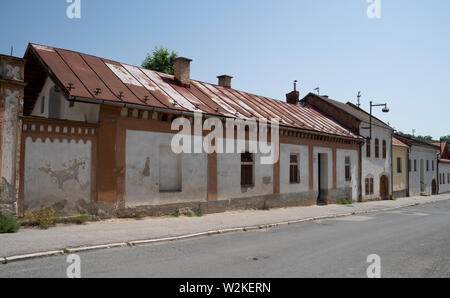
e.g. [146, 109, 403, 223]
[1, 200, 449, 278]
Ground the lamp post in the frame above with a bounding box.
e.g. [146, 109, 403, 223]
[364, 101, 390, 140]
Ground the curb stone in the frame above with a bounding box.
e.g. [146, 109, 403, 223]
[0, 197, 447, 264]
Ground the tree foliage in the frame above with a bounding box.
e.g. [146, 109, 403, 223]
[396, 132, 437, 143]
[142, 46, 178, 75]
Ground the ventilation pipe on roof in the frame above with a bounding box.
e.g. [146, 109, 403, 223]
[217, 75, 233, 88]
[174, 57, 192, 87]
[286, 80, 300, 105]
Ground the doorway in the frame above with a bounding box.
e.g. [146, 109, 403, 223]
[380, 175, 389, 200]
[318, 153, 328, 205]
[432, 179, 437, 195]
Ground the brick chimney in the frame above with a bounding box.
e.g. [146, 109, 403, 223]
[174, 57, 192, 87]
[286, 80, 299, 105]
[217, 75, 233, 88]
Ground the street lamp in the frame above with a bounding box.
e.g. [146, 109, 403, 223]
[362, 101, 390, 140]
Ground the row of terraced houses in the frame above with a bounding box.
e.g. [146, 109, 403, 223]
[0, 44, 449, 217]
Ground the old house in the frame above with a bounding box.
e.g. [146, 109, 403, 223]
[433, 141, 450, 194]
[395, 135, 439, 196]
[302, 94, 394, 201]
[3, 43, 365, 217]
[392, 136, 409, 198]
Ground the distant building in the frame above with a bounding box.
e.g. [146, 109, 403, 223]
[395, 135, 439, 196]
[392, 136, 409, 198]
[432, 141, 450, 194]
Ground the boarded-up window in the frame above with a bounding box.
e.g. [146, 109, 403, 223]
[382, 140, 387, 159]
[366, 140, 371, 158]
[426, 160, 429, 171]
[414, 160, 417, 172]
[289, 154, 300, 184]
[241, 152, 254, 186]
[397, 157, 402, 173]
[159, 146, 182, 192]
[365, 177, 374, 195]
[375, 139, 380, 158]
[345, 156, 351, 181]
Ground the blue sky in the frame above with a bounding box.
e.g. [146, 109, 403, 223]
[1, 0, 449, 139]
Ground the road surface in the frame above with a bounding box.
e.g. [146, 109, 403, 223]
[1, 200, 449, 278]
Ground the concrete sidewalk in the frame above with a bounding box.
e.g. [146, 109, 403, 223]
[1, 194, 449, 260]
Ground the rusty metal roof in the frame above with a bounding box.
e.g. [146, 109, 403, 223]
[26, 43, 360, 139]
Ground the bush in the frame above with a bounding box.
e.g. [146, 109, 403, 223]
[0, 214, 20, 233]
[24, 207, 57, 230]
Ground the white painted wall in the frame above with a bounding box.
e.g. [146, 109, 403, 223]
[439, 162, 450, 194]
[360, 123, 392, 200]
[409, 146, 438, 196]
[336, 149, 359, 200]
[23, 137, 92, 214]
[31, 77, 100, 123]
[217, 150, 273, 200]
[279, 144, 309, 194]
[125, 130, 208, 206]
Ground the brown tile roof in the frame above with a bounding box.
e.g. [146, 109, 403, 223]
[25, 43, 360, 140]
[393, 136, 409, 148]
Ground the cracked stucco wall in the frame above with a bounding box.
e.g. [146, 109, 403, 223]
[23, 137, 92, 215]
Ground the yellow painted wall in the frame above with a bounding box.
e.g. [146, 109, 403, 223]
[393, 146, 408, 192]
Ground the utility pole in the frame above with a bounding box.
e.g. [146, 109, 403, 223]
[357, 91, 361, 108]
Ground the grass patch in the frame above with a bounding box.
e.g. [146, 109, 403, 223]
[337, 198, 354, 205]
[194, 210, 204, 217]
[134, 212, 147, 220]
[172, 211, 180, 217]
[0, 214, 20, 233]
[58, 214, 91, 225]
[391, 196, 397, 201]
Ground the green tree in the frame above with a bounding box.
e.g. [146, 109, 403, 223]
[396, 132, 437, 143]
[440, 135, 450, 143]
[142, 46, 178, 75]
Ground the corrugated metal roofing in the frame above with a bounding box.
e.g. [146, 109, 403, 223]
[27, 43, 360, 139]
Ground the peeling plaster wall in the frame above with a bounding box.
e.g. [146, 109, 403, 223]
[1, 87, 19, 185]
[23, 137, 92, 215]
[125, 130, 208, 207]
[31, 77, 100, 123]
